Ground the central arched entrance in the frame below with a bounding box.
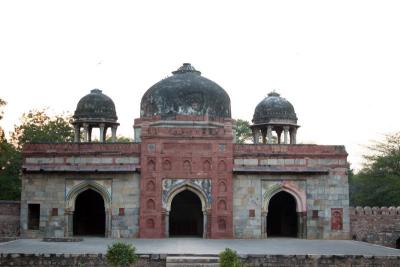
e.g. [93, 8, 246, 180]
[169, 190, 203, 237]
[73, 189, 105, 236]
[267, 191, 298, 237]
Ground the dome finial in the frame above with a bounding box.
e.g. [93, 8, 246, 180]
[91, 88, 102, 94]
[172, 63, 201, 75]
[268, 90, 280, 97]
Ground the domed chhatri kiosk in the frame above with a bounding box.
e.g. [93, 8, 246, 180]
[251, 91, 299, 144]
[72, 89, 119, 143]
[20, 63, 350, 241]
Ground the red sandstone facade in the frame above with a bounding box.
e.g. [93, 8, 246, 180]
[136, 116, 234, 238]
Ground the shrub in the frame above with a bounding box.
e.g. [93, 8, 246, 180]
[105, 242, 138, 267]
[219, 248, 243, 267]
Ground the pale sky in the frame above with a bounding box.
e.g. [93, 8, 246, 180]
[1, 0, 400, 171]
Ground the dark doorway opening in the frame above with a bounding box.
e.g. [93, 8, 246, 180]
[28, 203, 40, 230]
[267, 191, 298, 237]
[396, 237, 400, 249]
[73, 189, 105, 236]
[169, 190, 203, 237]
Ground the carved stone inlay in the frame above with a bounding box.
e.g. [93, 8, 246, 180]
[162, 178, 212, 209]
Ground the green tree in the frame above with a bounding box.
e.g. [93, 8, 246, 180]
[234, 119, 252, 144]
[0, 108, 74, 200]
[350, 133, 400, 206]
[219, 248, 244, 267]
[106, 242, 138, 267]
[0, 99, 21, 200]
[0, 140, 21, 200]
[10, 109, 74, 148]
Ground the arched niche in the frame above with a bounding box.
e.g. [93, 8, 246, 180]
[262, 182, 307, 239]
[164, 183, 209, 238]
[262, 183, 306, 213]
[65, 181, 112, 238]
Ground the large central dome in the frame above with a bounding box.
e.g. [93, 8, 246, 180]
[140, 63, 231, 120]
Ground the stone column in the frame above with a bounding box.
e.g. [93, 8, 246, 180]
[83, 124, 89, 142]
[261, 129, 267, 144]
[111, 126, 117, 143]
[74, 125, 80, 143]
[165, 211, 170, 238]
[253, 128, 260, 144]
[302, 212, 307, 238]
[297, 211, 307, 239]
[276, 129, 282, 144]
[290, 127, 297, 144]
[65, 210, 73, 237]
[203, 211, 207, 238]
[261, 211, 267, 238]
[207, 212, 212, 238]
[105, 209, 111, 238]
[88, 127, 92, 142]
[267, 126, 272, 144]
[99, 123, 105, 142]
[283, 126, 289, 144]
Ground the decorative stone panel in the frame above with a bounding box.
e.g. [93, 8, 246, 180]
[162, 178, 212, 210]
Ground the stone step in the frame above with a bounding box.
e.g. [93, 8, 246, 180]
[166, 256, 219, 267]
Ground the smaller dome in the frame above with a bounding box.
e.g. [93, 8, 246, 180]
[73, 89, 118, 123]
[252, 91, 297, 125]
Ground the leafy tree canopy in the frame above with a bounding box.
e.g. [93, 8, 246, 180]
[234, 119, 252, 144]
[0, 140, 21, 200]
[350, 132, 400, 206]
[0, 108, 74, 200]
[10, 109, 74, 149]
[0, 99, 21, 200]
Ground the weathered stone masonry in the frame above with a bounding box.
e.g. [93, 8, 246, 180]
[0, 201, 20, 239]
[20, 143, 141, 238]
[350, 206, 400, 248]
[233, 144, 350, 240]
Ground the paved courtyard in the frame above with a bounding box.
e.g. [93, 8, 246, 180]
[1, 238, 400, 256]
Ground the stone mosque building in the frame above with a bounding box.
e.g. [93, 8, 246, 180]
[20, 63, 350, 240]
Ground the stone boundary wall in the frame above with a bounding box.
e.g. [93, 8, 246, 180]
[1, 254, 400, 267]
[242, 254, 400, 267]
[0, 201, 20, 238]
[350, 207, 400, 248]
[0, 254, 165, 267]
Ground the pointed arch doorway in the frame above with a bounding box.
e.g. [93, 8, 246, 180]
[169, 190, 203, 237]
[267, 191, 298, 237]
[73, 189, 106, 236]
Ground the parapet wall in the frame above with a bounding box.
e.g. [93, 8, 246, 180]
[0, 201, 20, 238]
[0, 253, 399, 267]
[350, 206, 400, 248]
[22, 143, 141, 173]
